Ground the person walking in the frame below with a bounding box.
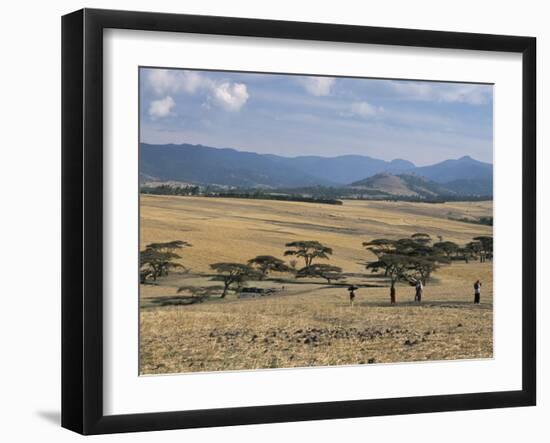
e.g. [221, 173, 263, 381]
[348, 285, 358, 306]
[474, 279, 482, 304]
[415, 280, 423, 303]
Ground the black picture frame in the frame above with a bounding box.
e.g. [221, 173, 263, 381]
[62, 8, 536, 435]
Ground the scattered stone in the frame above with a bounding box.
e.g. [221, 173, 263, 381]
[457, 323, 463, 327]
[368, 358, 376, 364]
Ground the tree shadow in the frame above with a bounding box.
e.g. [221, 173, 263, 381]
[316, 282, 385, 290]
[142, 295, 209, 308]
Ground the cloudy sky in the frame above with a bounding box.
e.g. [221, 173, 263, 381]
[139, 67, 493, 165]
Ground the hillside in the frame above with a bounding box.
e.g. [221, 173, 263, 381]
[351, 173, 459, 198]
[269, 155, 415, 184]
[140, 143, 493, 196]
[140, 143, 334, 188]
[140, 143, 417, 188]
[351, 173, 419, 196]
[409, 155, 493, 183]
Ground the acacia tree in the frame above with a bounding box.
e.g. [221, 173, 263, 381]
[473, 236, 493, 262]
[140, 249, 186, 282]
[411, 232, 432, 246]
[362, 239, 396, 258]
[464, 240, 482, 262]
[408, 255, 449, 285]
[140, 240, 192, 282]
[247, 255, 291, 280]
[364, 234, 449, 302]
[433, 241, 459, 258]
[209, 263, 261, 298]
[284, 241, 333, 267]
[296, 264, 344, 284]
[401, 236, 448, 284]
[366, 254, 413, 304]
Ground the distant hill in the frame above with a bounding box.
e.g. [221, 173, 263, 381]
[350, 173, 459, 198]
[140, 143, 334, 188]
[409, 155, 492, 182]
[351, 173, 419, 196]
[268, 155, 415, 184]
[402, 155, 493, 196]
[140, 143, 492, 195]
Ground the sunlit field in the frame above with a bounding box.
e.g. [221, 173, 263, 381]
[139, 195, 493, 375]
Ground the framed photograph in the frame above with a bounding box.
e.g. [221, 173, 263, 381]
[62, 8, 536, 435]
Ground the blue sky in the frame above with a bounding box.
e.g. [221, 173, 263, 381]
[139, 67, 493, 166]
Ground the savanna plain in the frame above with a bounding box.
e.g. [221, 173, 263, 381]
[140, 195, 493, 375]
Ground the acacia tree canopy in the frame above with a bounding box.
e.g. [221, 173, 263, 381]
[247, 255, 291, 279]
[140, 240, 191, 282]
[411, 232, 432, 246]
[362, 239, 396, 257]
[433, 241, 459, 257]
[407, 254, 450, 284]
[284, 241, 333, 267]
[296, 263, 344, 284]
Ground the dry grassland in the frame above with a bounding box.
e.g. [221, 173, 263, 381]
[139, 195, 493, 374]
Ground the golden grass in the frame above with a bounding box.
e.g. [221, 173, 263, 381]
[139, 195, 493, 375]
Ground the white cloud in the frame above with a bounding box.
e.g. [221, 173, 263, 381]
[148, 69, 212, 95]
[388, 81, 492, 105]
[148, 96, 175, 118]
[210, 83, 249, 111]
[148, 70, 176, 95]
[350, 101, 382, 118]
[300, 77, 335, 96]
[147, 69, 249, 112]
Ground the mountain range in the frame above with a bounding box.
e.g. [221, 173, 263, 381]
[140, 143, 493, 196]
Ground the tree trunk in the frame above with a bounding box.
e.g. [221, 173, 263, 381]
[221, 282, 229, 298]
[390, 283, 396, 305]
